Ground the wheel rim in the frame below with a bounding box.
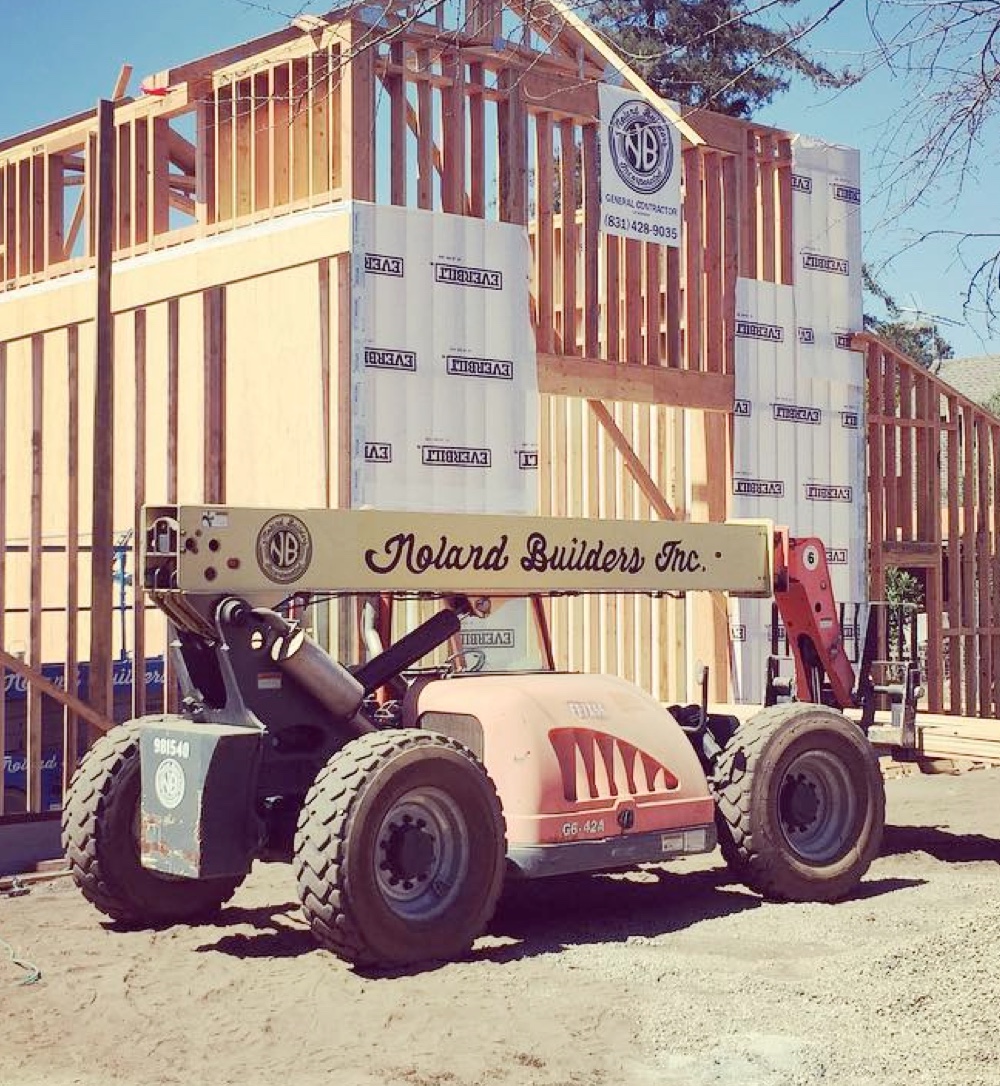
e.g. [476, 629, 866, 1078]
[374, 787, 470, 921]
[776, 749, 859, 864]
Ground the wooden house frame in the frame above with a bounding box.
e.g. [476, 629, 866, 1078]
[0, 0, 996, 813]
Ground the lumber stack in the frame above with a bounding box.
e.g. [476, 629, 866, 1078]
[864, 710, 1000, 766]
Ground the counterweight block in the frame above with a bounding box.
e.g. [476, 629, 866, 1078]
[139, 719, 262, 880]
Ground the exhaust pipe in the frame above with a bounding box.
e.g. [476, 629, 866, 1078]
[269, 627, 374, 735]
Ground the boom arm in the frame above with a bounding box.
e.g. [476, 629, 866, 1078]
[142, 505, 775, 600]
[772, 532, 856, 709]
[142, 504, 871, 713]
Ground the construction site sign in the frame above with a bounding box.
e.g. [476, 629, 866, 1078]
[598, 84, 682, 247]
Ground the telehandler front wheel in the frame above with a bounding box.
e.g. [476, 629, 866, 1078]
[62, 721, 245, 924]
[711, 704, 885, 902]
[294, 729, 506, 969]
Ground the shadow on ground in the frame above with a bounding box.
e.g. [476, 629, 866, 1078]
[188, 859, 924, 976]
[480, 867, 923, 964]
[883, 823, 1000, 863]
[192, 901, 313, 959]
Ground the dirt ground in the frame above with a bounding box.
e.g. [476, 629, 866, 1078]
[3, 766, 1000, 1086]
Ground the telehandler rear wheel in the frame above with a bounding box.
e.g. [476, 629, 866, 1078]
[294, 728, 506, 969]
[62, 721, 245, 924]
[711, 703, 884, 902]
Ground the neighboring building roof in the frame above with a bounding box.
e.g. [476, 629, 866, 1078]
[933, 355, 1000, 409]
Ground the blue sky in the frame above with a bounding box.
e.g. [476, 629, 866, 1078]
[1, 0, 995, 358]
[754, 1, 999, 359]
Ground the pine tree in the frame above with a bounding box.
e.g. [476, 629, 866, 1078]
[862, 265, 954, 369]
[593, 0, 851, 118]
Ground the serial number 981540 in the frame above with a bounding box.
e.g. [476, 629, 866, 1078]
[153, 736, 190, 760]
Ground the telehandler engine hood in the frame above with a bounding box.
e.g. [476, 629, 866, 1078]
[412, 672, 716, 878]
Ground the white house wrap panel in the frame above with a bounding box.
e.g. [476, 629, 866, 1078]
[730, 140, 866, 704]
[350, 203, 540, 667]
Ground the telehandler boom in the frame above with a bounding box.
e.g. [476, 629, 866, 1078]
[62, 506, 916, 968]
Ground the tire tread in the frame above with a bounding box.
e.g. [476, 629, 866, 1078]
[711, 704, 884, 902]
[294, 728, 505, 967]
[61, 720, 243, 924]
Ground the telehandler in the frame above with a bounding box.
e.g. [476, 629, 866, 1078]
[63, 506, 918, 968]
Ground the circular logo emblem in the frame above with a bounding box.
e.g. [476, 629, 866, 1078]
[608, 100, 674, 194]
[154, 758, 186, 810]
[256, 514, 313, 584]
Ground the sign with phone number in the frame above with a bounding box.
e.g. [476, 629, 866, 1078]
[603, 214, 679, 242]
[599, 84, 682, 247]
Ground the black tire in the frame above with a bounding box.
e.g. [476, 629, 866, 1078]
[711, 703, 884, 902]
[61, 720, 245, 924]
[294, 728, 506, 968]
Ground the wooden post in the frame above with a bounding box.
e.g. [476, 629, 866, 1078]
[27, 334, 44, 811]
[683, 147, 704, 373]
[962, 404, 976, 714]
[442, 52, 466, 215]
[388, 42, 407, 206]
[165, 298, 180, 715]
[133, 309, 147, 719]
[535, 113, 555, 353]
[203, 287, 226, 503]
[340, 23, 375, 203]
[582, 125, 600, 358]
[468, 62, 485, 218]
[497, 68, 527, 225]
[0, 345, 6, 813]
[89, 98, 116, 724]
[319, 257, 332, 504]
[559, 121, 578, 355]
[63, 326, 81, 795]
[946, 394, 961, 714]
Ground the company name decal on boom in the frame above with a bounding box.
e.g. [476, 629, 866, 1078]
[363, 530, 709, 578]
[735, 319, 784, 342]
[805, 483, 853, 503]
[773, 403, 821, 425]
[434, 263, 503, 290]
[364, 347, 417, 372]
[256, 514, 313, 584]
[801, 252, 850, 276]
[791, 173, 813, 194]
[364, 442, 392, 463]
[422, 445, 492, 468]
[445, 355, 514, 380]
[734, 478, 785, 497]
[461, 628, 515, 649]
[364, 252, 404, 277]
